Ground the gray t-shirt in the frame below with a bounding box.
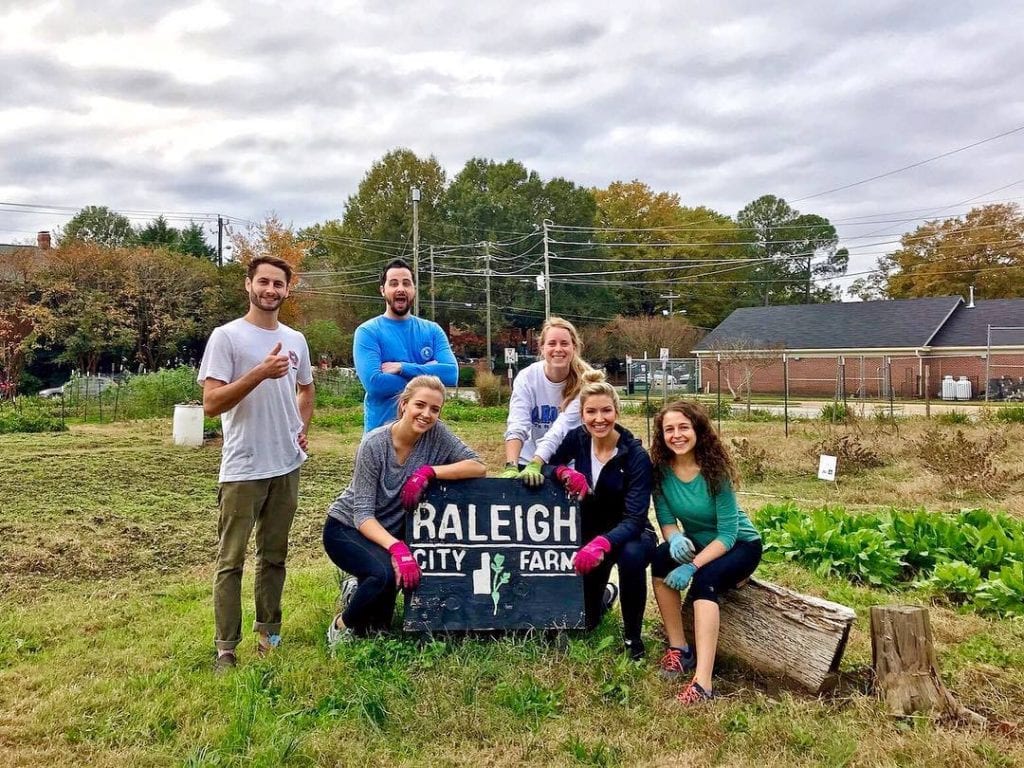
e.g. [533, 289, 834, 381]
[197, 318, 313, 483]
[327, 421, 480, 537]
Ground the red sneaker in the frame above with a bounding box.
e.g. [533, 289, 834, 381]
[658, 646, 694, 680]
[676, 680, 716, 706]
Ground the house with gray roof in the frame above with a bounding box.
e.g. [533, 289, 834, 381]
[692, 295, 1024, 400]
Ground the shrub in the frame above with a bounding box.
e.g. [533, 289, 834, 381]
[731, 408, 784, 423]
[115, 366, 202, 419]
[0, 400, 66, 433]
[935, 409, 972, 425]
[458, 366, 477, 387]
[475, 371, 508, 406]
[990, 405, 1024, 423]
[915, 428, 1013, 497]
[755, 502, 1024, 612]
[918, 560, 982, 605]
[886, 507, 969, 573]
[705, 400, 733, 421]
[731, 437, 769, 481]
[819, 401, 849, 422]
[812, 434, 885, 473]
[756, 504, 906, 587]
[974, 561, 1024, 617]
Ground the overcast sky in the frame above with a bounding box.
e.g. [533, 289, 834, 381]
[2, 1, 1023, 293]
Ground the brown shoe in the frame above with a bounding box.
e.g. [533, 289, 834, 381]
[214, 651, 237, 673]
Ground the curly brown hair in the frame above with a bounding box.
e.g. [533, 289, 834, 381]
[649, 400, 738, 498]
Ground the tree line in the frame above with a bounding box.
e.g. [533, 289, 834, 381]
[4, 147, 1021, 392]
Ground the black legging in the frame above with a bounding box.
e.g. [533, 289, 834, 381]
[323, 516, 400, 635]
[583, 532, 656, 642]
[651, 538, 762, 604]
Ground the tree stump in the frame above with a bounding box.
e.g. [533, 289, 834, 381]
[870, 605, 985, 724]
[681, 578, 856, 693]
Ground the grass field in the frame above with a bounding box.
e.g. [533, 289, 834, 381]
[2, 409, 1023, 767]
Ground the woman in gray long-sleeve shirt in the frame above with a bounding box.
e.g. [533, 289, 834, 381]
[323, 375, 485, 643]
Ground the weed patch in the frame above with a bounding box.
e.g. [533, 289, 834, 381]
[812, 433, 885, 473]
[915, 428, 1016, 497]
[731, 437, 770, 481]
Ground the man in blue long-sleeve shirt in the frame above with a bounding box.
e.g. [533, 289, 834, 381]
[353, 258, 458, 431]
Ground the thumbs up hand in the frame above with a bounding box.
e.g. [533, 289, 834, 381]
[261, 342, 290, 380]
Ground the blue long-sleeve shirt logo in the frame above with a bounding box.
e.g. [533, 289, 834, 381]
[531, 405, 559, 428]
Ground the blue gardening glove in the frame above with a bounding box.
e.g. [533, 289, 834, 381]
[518, 462, 544, 488]
[663, 563, 698, 591]
[668, 532, 696, 564]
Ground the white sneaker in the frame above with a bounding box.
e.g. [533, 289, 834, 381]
[326, 612, 353, 650]
[339, 576, 358, 612]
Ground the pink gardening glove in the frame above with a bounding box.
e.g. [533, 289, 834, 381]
[400, 465, 436, 510]
[555, 465, 590, 500]
[573, 535, 611, 575]
[389, 541, 421, 589]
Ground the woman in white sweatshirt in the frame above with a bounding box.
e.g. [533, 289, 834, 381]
[500, 316, 592, 482]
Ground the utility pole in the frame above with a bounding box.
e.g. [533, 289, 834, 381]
[411, 187, 420, 315]
[542, 219, 552, 319]
[660, 292, 682, 316]
[806, 253, 812, 304]
[483, 241, 492, 372]
[429, 244, 436, 321]
[217, 215, 223, 267]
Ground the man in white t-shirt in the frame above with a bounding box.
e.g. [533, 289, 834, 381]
[198, 255, 314, 671]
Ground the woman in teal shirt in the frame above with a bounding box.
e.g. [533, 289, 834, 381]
[649, 400, 762, 706]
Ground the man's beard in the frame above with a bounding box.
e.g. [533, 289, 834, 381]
[251, 291, 284, 311]
[387, 294, 411, 316]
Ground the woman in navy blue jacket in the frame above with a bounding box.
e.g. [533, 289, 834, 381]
[537, 369, 656, 659]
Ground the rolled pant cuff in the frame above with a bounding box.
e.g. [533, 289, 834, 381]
[215, 639, 240, 651]
[253, 621, 282, 635]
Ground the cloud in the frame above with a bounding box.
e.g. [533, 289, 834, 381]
[1, 0, 1023, 300]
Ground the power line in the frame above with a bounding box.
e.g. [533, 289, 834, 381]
[790, 123, 1024, 203]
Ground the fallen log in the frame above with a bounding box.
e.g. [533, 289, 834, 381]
[682, 577, 856, 693]
[870, 605, 986, 725]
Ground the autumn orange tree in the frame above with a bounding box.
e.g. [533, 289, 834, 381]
[29, 243, 226, 374]
[0, 246, 44, 394]
[852, 204, 1024, 299]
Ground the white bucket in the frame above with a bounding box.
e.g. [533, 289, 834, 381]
[173, 403, 205, 447]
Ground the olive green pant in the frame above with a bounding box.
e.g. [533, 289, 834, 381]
[213, 468, 300, 651]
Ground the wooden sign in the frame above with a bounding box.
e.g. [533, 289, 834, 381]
[403, 478, 585, 632]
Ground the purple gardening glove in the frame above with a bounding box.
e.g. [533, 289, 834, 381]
[400, 465, 436, 510]
[555, 465, 590, 500]
[573, 535, 611, 575]
[389, 540, 421, 589]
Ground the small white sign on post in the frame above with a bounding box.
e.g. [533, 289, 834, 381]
[817, 454, 838, 482]
[504, 348, 516, 364]
[659, 347, 670, 362]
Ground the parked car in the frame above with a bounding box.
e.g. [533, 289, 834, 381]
[670, 366, 693, 384]
[38, 375, 114, 398]
[634, 371, 677, 386]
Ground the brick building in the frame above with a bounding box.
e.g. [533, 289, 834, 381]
[692, 296, 1024, 400]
